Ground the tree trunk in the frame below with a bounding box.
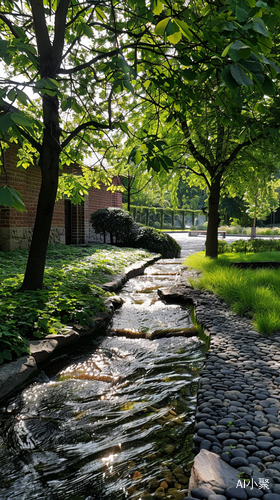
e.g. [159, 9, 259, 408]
[127, 177, 131, 212]
[20, 96, 60, 290]
[205, 175, 221, 258]
[251, 206, 257, 239]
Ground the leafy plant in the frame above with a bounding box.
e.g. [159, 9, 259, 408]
[0, 326, 29, 364]
[0, 244, 153, 363]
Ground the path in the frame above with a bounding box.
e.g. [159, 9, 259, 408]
[166, 232, 280, 500]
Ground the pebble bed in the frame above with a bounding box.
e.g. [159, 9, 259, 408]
[181, 285, 280, 500]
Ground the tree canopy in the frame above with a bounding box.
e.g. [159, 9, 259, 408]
[1, 0, 280, 288]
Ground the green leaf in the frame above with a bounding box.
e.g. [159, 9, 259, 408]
[0, 113, 13, 135]
[230, 64, 253, 86]
[0, 39, 9, 58]
[11, 113, 32, 128]
[2, 349, 12, 361]
[262, 55, 280, 74]
[239, 128, 247, 143]
[153, 0, 163, 15]
[155, 17, 170, 35]
[123, 80, 134, 94]
[0, 185, 26, 212]
[95, 6, 106, 21]
[7, 89, 16, 101]
[252, 17, 269, 37]
[236, 6, 248, 22]
[16, 89, 29, 106]
[120, 122, 129, 134]
[135, 149, 142, 164]
[182, 68, 196, 82]
[239, 57, 263, 73]
[173, 19, 192, 40]
[221, 66, 240, 90]
[262, 75, 274, 95]
[149, 156, 161, 172]
[168, 31, 182, 44]
[228, 41, 251, 62]
[82, 23, 93, 38]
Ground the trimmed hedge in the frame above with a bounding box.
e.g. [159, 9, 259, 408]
[90, 208, 181, 258]
[125, 222, 181, 258]
[90, 207, 133, 244]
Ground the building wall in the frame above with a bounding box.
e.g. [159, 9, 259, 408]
[0, 144, 65, 251]
[0, 144, 122, 250]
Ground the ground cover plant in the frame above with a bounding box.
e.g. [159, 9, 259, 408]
[185, 251, 280, 335]
[0, 244, 153, 364]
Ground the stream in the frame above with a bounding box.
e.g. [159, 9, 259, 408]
[0, 260, 206, 500]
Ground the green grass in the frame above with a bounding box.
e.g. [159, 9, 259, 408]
[0, 244, 153, 364]
[185, 251, 280, 335]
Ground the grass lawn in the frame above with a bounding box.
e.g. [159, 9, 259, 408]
[185, 251, 280, 335]
[0, 244, 153, 363]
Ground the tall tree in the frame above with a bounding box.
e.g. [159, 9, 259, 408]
[116, 0, 280, 257]
[0, 0, 167, 289]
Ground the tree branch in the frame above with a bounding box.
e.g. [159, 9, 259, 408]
[0, 12, 20, 38]
[29, 0, 52, 71]
[61, 120, 111, 149]
[53, 0, 70, 73]
[179, 117, 213, 175]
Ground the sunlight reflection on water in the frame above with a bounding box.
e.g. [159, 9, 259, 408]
[0, 262, 205, 500]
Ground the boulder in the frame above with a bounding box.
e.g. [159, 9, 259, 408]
[188, 450, 241, 494]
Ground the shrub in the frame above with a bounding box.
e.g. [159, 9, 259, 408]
[91, 209, 181, 258]
[229, 239, 280, 254]
[90, 208, 133, 244]
[124, 223, 181, 258]
[218, 240, 229, 254]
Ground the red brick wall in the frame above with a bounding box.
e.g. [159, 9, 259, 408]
[0, 144, 122, 248]
[0, 143, 65, 229]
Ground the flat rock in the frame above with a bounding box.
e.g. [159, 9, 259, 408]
[157, 285, 192, 303]
[188, 450, 241, 493]
[28, 339, 58, 364]
[45, 331, 80, 348]
[0, 355, 38, 400]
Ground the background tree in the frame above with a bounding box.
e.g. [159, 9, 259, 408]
[0, 0, 171, 289]
[116, 0, 280, 257]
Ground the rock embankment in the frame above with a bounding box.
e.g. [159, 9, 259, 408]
[159, 281, 280, 500]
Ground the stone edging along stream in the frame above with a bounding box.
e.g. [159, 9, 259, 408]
[0, 254, 161, 403]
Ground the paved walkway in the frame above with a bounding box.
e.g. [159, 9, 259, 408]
[166, 232, 252, 260]
[166, 232, 280, 500]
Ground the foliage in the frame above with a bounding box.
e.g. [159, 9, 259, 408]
[218, 240, 229, 254]
[124, 223, 181, 258]
[109, 0, 280, 258]
[90, 207, 181, 257]
[0, 184, 26, 211]
[230, 238, 280, 253]
[2, 0, 280, 289]
[186, 251, 280, 334]
[90, 208, 134, 244]
[0, 244, 153, 364]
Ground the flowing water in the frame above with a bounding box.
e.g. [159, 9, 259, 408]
[0, 261, 206, 500]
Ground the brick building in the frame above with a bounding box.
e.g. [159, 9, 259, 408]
[0, 143, 122, 251]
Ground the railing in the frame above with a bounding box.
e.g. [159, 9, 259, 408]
[127, 205, 207, 230]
